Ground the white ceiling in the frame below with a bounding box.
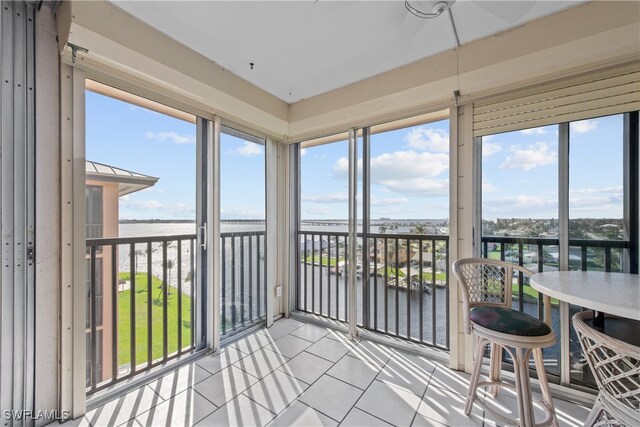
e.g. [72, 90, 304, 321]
[111, 1, 583, 103]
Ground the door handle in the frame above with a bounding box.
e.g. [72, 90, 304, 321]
[200, 223, 207, 251]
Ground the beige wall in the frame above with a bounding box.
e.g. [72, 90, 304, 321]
[85, 179, 119, 382]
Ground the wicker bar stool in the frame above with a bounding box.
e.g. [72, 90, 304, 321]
[572, 310, 640, 426]
[453, 258, 558, 427]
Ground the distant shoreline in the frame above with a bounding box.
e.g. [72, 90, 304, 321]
[120, 219, 196, 224]
[120, 219, 448, 224]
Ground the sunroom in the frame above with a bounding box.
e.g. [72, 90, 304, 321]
[1, 0, 639, 426]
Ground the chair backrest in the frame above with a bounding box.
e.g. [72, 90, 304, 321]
[572, 311, 640, 425]
[452, 258, 535, 334]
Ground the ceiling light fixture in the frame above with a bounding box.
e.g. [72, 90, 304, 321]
[405, 0, 455, 19]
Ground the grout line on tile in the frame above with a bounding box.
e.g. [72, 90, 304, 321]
[230, 349, 290, 379]
[352, 406, 397, 427]
[239, 391, 278, 416]
[272, 334, 360, 424]
[323, 372, 370, 392]
[191, 385, 220, 409]
[297, 399, 342, 424]
[409, 363, 433, 427]
[347, 356, 392, 423]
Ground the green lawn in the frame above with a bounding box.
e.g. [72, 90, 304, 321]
[304, 254, 344, 267]
[117, 272, 192, 367]
[377, 267, 406, 277]
[516, 284, 559, 305]
[417, 271, 448, 282]
[376, 267, 447, 283]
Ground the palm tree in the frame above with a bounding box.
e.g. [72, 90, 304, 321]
[158, 259, 174, 299]
[411, 224, 427, 234]
[134, 249, 145, 271]
[166, 259, 174, 295]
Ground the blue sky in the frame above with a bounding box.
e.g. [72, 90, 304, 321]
[87, 91, 266, 220]
[301, 119, 451, 220]
[482, 114, 623, 220]
[87, 91, 623, 222]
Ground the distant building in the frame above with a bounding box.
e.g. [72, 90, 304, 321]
[85, 161, 158, 386]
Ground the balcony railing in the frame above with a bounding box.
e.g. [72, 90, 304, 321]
[296, 231, 449, 350]
[86, 234, 197, 394]
[85, 230, 266, 394]
[482, 236, 630, 274]
[220, 231, 267, 336]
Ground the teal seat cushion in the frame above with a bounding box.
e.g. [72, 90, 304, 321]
[470, 306, 551, 337]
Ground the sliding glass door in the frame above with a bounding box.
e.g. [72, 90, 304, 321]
[294, 113, 451, 350]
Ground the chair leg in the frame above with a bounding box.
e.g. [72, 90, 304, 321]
[583, 394, 605, 427]
[533, 348, 558, 427]
[512, 347, 535, 427]
[489, 343, 502, 397]
[465, 337, 487, 416]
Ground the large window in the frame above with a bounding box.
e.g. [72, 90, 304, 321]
[370, 120, 450, 228]
[569, 116, 625, 267]
[480, 112, 639, 386]
[367, 119, 450, 347]
[295, 114, 451, 349]
[220, 127, 267, 335]
[300, 138, 349, 226]
[85, 85, 199, 392]
[298, 136, 349, 322]
[482, 125, 559, 240]
[481, 124, 561, 376]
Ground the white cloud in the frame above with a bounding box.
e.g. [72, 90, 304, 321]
[405, 127, 449, 153]
[301, 193, 348, 203]
[300, 148, 307, 157]
[332, 150, 449, 196]
[332, 157, 350, 177]
[235, 141, 263, 156]
[370, 151, 449, 180]
[500, 142, 557, 171]
[569, 186, 623, 214]
[482, 172, 498, 193]
[484, 186, 623, 218]
[145, 131, 195, 145]
[381, 178, 449, 195]
[520, 127, 548, 136]
[483, 182, 498, 193]
[571, 119, 598, 134]
[570, 186, 623, 195]
[482, 142, 502, 158]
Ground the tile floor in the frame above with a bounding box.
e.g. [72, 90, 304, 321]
[74, 318, 592, 427]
